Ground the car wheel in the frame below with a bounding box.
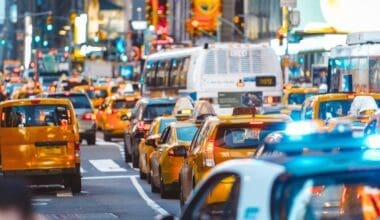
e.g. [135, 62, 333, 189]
[179, 177, 185, 208]
[139, 169, 147, 180]
[70, 174, 82, 194]
[131, 139, 139, 168]
[103, 132, 111, 142]
[147, 172, 151, 184]
[87, 134, 96, 145]
[151, 172, 159, 193]
[160, 173, 170, 199]
[124, 148, 131, 162]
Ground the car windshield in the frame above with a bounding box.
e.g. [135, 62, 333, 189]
[143, 104, 174, 120]
[279, 170, 380, 220]
[215, 122, 287, 148]
[158, 118, 177, 134]
[1, 105, 71, 127]
[48, 94, 92, 109]
[177, 126, 198, 142]
[86, 89, 107, 99]
[112, 100, 137, 109]
[288, 93, 316, 105]
[318, 100, 353, 120]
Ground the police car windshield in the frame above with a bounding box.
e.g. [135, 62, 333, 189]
[279, 170, 380, 220]
[288, 93, 316, 105]
[318, 100, 352, 120]
[215, 122, 286, 149]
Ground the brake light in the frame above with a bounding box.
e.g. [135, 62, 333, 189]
[74, 142, 80, 158]
[64, 92, 70, 96]
[82, 113, 95, 121]
[168, 149, 175, 157]
[203, 139, 216, 167]
[107, 109, 117, 115]
[137, 121, 145, 130]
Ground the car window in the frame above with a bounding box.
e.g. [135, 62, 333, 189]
[276, 170, 380, 220]
[288, 93, 316, 105]
[143, 104, 174, 120]
[177, 126, 198, 142]
[112, 100, 137, 109]
[183, 174, 240, 220]
[158, 118, 177, 134]
[318, 100, 352, 120]
[160, 127, 171, 144]
[86, 89, 107, 99]
[191, 122, 211, 154]
[215, 122, 287, 149]
[1, 105, 71, 127]
[48, 94, 92, 109]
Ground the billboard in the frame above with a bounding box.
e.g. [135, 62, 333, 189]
[218, 92, 263, 108]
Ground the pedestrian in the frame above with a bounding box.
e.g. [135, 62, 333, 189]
[0, 177, 35, 220]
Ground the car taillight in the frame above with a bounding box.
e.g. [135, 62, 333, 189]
[107, 109, 117, 115]
[137, 121, 145, 130]
[203, 139, 216, 167]
[74, 142, 80, 158]
[82, 113, 95, 121]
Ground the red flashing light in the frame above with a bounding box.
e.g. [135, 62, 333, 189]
[82, 113, 95, 121]
[64, 51, 69, 58]
[37, 50, 43, 59]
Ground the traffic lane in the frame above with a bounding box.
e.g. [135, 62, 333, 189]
[32, 142, 180, 219]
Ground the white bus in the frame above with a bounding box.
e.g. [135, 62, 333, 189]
[142, 43, 283, 114]
[328, 31, 380, 93]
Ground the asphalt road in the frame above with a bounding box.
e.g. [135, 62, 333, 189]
[30, 132, 180, 220]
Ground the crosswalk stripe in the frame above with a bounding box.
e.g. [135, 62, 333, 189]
[89, 159, 126, 172]
[80, 167, 87, 173]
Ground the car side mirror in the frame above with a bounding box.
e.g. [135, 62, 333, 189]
[169, 145, 188, 158]
[120, 114, 129, 121]
[145, 138, 157, 148]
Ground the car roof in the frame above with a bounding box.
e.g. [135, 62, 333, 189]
[138, 97, 177, 105]
[0, 98, 72, 107]
[260, 150, 380, 177]
[216, 114, 291, 124]
[311, 93, 380, 102]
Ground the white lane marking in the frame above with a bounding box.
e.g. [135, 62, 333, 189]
[80, 167, 87, 173]
[32, 198, 52, 206]
[82, 175, 138, 180]
[130, 176, 169, 216]
[89, 159, 126, 172]
[33, 198, 52, 202]
[56, 191, 73, 197]
[32, 202, 48, 206]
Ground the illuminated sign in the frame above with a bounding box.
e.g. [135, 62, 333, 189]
[256, 76, 276, 87]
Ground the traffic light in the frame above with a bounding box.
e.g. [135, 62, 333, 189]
[46, 15, 53, 31]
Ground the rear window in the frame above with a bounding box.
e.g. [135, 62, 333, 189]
[215, 122, 287, 148]
[48, 94, 92, 109]
[143, 104, 174, 120]
[177, 126, 198, 142]
[112, 100, 137, 109]
[1, 105, 71, 127]
[86, 89, 107, 99]
[158, 118, 177, 134]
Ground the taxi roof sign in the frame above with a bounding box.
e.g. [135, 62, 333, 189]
[232, 107, 256, 116]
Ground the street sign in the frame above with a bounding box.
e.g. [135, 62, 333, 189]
[281, 0, 297, 8]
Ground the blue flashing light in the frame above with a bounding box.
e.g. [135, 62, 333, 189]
[34, 35, 41, 43]
[0, 39, 5, 45]
[366, 135, 380, 149]
[43, 40, 48, 47]
[64, 46, 69, 52]
[285, 121, 316, 136]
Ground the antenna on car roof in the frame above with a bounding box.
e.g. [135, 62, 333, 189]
[204, 43, 209, 49]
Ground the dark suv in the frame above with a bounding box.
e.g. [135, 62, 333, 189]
[42, 92, 97, 145]
[124, 98, 176, 167]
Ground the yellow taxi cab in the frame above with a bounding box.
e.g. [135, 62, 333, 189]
[300, 93, 380, 121]
[138, 116, 177, 177]
[72, 85, 110, 108]
[97, 95, 139, 141]
[0, 98, 81, 193]
[282, 87, 318, 108]
[12, 82, 42, 99]
[150, 121, 199, 198]
[178, 107, 291, 206]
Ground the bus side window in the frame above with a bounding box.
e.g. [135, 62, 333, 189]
[156, 60, 170, 87]
[170, 59, 180, 87]
[179, 56, 190, 88]
[146, 61, 157, 87]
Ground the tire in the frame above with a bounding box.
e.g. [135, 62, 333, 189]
[151, 174, 159, 193]
[160, 173, 170, 199]
[124, 148, 131, 162]
[103, 132, 111, 142]
[123, 134, 132, 163]
[139, 169, 147, 180]
[131, 138, 139, 168]
[147, 172, 151, 184]
[87, 134, 96, 145]
[70, 174, 82, 194]
[179, 177, 185, 208]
